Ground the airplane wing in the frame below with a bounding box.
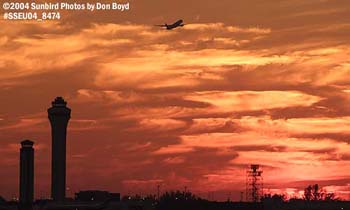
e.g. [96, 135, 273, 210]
[155, 24, 167, 27]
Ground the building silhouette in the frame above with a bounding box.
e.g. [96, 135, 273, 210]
[19, 140, 34, 210]
[48, 97, 71, 202]
[75, 191, 120, 202]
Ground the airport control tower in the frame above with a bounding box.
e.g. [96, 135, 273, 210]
[48, 97, 71, 202]
[19, 140, 34, 210]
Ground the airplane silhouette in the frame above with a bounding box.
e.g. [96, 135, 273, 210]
[155, 19, 185, 30]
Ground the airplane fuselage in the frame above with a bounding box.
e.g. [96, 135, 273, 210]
[166, 20, 184, 30]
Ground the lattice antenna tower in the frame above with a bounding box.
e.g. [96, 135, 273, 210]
[246, 164, 263, 202]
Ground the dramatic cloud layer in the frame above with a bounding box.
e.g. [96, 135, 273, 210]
[0, 0, 350, 201]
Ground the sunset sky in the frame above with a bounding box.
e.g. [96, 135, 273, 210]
[0, 0, 350, 201]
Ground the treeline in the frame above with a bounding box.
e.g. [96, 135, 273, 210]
[121, 184, 341, 210]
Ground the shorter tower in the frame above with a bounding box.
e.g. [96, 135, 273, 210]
[19, 140, 34, 209]
[246, 164, 263, 202]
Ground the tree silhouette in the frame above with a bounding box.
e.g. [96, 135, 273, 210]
[262, 194, 286, 203]
[304, 185, 313, 201]
[303, 184, 337, 201]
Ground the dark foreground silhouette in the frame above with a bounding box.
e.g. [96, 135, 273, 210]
[2, 190, 349, 210]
